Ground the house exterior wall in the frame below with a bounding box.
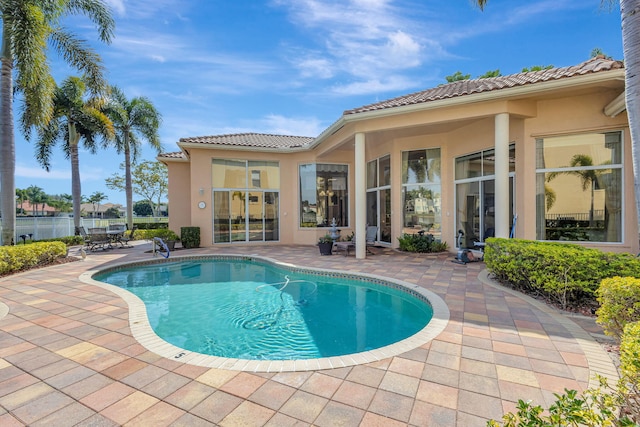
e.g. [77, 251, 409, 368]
[166, 161, 191, 237]
[163, 84, 637, 254]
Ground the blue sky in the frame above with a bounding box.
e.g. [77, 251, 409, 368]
[14, 0, 624, 206]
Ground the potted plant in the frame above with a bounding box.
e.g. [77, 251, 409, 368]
[318, 234, 333, 255]
[153, 228, 180, 251]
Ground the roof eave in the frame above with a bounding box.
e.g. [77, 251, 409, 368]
[604, 91, 627, 117]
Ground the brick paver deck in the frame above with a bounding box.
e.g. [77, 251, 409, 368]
[0, 242, 618, 426]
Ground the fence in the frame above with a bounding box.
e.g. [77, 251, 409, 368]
[1, 217, 168, 245]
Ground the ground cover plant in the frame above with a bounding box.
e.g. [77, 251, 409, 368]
[397, 232, 448, 253]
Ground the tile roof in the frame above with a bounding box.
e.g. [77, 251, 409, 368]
[178, 132, 314, 149]
[158, 151, 186, 159]
[344, 56, 624, 115]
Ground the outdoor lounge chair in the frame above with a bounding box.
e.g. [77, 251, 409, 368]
[333, 225, 378, 256]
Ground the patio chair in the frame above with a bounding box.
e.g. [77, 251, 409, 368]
[87, 227, 110, 251]
[119, 225, 136, 248]
[333, 225, 378, 256]
[77, 226, 91, 250]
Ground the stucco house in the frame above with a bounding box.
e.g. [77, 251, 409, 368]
[159, 56, 636, 257]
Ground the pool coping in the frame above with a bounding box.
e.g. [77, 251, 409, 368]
[79, 253, 450, 373]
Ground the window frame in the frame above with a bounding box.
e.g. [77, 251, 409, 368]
[534, 130, 624, 244]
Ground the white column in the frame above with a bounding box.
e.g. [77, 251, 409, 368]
[355, 133, 367, 258]
[494, 113, 510, 238]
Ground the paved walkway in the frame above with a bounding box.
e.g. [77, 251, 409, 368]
[0, 242, 618, 426]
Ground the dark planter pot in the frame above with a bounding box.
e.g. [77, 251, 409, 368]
[165, 240, 176, 251]
[318, 242, 333, 255]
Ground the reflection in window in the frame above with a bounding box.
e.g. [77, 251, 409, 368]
[212, 160, 279, 189]
[299, 164, 348, 227]
[536, 131, 622, 242]
[402, 149, 441, 238]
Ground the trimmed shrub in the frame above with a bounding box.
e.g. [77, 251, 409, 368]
[397, 233, 447, 253]
[620, 321, 640, 423]
[181, 227, 200, 249]
[0, 242, 67, 276]
[484, 238, 640, 309]
[596, 277, 640, 340]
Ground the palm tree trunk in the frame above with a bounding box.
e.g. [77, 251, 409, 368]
[124, 136, 134, 229]
[621, 0, 640, 243]
[0, 28, 15, 245]
[69, 124, 82, 230]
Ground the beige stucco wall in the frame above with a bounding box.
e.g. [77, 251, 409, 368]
[163, 84, 637, 254]
[166, 161, 191, 237]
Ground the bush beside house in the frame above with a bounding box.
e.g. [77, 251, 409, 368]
[484, 238, 640, 309]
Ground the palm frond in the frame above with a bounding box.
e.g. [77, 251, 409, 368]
[12, 2, 56, 127]
[34, 120, 62, 171]
[62, 0, 116, 43]
[48, 29, 107, 95]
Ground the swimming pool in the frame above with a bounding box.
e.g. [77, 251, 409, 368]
[83, 255, 449, 372]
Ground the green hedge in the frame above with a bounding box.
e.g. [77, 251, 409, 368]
[35, 236, 85, 246]
[621, 321, 640, 423]
[0, 242, 68, 276]
[596, 277, 640, 340]
[484, 238, 640, 309]
[135, 228, 179, 241]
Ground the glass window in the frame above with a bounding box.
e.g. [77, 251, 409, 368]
[299, 164, 348, 227]
[536, 131, 623, 242]
[455, 152, 482, 180]
[379, 155, 391, 186]
[403, 149, 441, 184]
[248, 161, 279, 189]
[367, 160, 377, 189]
[402, 148, 441, 239]
[212, 159, 246, 188]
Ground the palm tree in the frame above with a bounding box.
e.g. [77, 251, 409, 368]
[15, 188, 28, 215]
[88, 191, 107, 217]
[33, 76, 114, 232]
[547, 154, 601, 227]
[0, 0, 114, 245]
[47, 194, 73, 214]
[25, 185, 47, 217]
[476, 0, 640, 246]
[105, 86, 162, 229]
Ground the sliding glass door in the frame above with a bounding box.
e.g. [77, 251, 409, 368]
[213, 190, 279, 243]
[211, 159, 280, 244]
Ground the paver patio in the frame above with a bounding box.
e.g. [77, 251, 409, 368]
[0, 242, 618, 426]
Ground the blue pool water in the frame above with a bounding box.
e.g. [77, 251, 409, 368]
[94, 258, 434, 360]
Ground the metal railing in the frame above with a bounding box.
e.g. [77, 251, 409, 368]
[1, 217, 168, 244]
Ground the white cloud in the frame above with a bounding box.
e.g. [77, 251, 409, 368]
[261, 114, 324, 137]
[296, 57, 335, 79]
[275, 0, 429, 86]
[331, 75, 418, 96]
[16, 164, 104, 181]
[104, 0, 125, 15]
